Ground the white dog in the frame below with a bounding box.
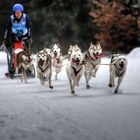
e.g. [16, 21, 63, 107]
[84, 42, 102, 89]
[36, 50, 53, 89]
[68, 44, 81, 60]
[66, 50, 85, 94]
[51, 43, 63, 80]
[108, 54, 128, 93]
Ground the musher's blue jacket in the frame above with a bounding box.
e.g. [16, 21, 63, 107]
[4, 13, 32, 41]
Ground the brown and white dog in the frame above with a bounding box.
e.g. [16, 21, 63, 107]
[108, 54, 128, 93]
[51, 43, 63, 80]
[84, 42, 102, 89]
[36, 49, 53, 88]
[16, 49, 34, 83]
[66, 50, 85, 94]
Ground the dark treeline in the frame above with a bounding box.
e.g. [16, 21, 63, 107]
[0, 0, 93, 54]
[0, 0, 140, 54]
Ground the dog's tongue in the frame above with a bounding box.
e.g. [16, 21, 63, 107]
[95, 54, 101, 59]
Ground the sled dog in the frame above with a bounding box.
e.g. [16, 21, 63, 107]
[68, 44, 81, 60]
[108, 54, 127, 93]
[36, 50, 53, 88]
[84, 42, 102, 89]
[51, 43, 63, 80]
[16, 49, 34, 83]
[66, 50, 84, 94]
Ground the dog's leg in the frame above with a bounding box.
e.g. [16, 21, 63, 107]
[49, 73, 53, 89]
[40, 78, 44, 85]
[115, 77, 123, 93]
[69, 79, 75, 94]
[23, 68, 27, 83]
[108, 73, 115, 87]
[21, 67, 24, 82]
[84, 72, 91, 89]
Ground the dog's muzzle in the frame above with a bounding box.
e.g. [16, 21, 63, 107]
[94, 53, 101, 59]
[54, 51, 57, 57]
[72, 58, 80, 64]
[119, 62, 124, 68]
[38, 59, 44, 66]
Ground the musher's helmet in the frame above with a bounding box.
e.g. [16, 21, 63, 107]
[13, 4, 24, 12]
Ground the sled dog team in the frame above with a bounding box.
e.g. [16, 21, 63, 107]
[16, 42, 128, 94]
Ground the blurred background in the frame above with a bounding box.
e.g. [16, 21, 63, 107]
[0, 0, 140, 54]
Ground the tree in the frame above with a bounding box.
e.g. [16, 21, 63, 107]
[89, 0, 140, 53]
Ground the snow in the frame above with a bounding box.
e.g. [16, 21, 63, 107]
[0, 49, 140, 140]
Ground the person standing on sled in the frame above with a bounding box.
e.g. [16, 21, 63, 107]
[3, 3, 32, 78]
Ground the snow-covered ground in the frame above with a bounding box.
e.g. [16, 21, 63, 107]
[0, 48, 140, 140]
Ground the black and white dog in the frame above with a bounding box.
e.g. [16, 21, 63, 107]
[36, 49, 53, 89]
[108, 54, 128, 93]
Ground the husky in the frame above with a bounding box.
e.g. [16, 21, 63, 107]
[68, 44, 81, 60]
[84, 42, 102, 89]
[51, 43, 63, 80]
[108, 54, 128, 93]
[16, 49, 34, 83]
[66, 50, 85, 94]
[36, 50, 53, 88]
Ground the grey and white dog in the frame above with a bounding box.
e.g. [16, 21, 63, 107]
[36, 49, 53, 89]
[84, 42, 102, 89]
[108, 54, 128, 93]
[16, 49, 34, 83]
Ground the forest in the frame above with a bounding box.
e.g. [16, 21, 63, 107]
[0, 0, 140, 54]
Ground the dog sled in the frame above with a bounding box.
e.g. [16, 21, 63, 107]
[3, 37, 35, 79]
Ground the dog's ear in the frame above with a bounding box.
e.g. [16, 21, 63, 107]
[90, 42, 94, 46]
[96, 42, 100, 47]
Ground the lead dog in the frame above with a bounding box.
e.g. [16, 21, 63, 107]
[36, 50, 53, 88]
[84, 42, 102, 89]
[16, 49, 34, 83]
[108, 54, 127, 93]
[66, 50, 85, 94]
[51, 43, 63, 80]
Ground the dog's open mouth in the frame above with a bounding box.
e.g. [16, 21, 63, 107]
[119, 62, 124, 68]
[94, 54, 101, 59]
[72, 58, 80, 64]
[39, 60, 44, 66]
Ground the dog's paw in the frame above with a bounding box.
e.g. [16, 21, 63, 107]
[108, 84, 113, 87]
[71, 91, 75, 94]
[49, 86, 53, 89]
[86, 85, 90, 89]
[114, 89, 118, 94]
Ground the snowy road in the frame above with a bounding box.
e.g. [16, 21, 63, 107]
[0, 49, 140, 140]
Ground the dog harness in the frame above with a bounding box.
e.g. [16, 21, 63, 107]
[72, 66, 82, 77]
[114, 64, 125, 77]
